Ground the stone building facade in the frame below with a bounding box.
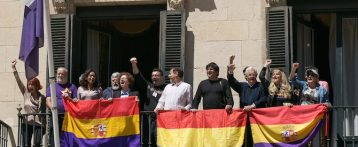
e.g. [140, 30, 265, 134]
[0, 0, 267, 133]
[1, 0, 358, 146]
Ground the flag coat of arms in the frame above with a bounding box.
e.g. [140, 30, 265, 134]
[61, 96, 140, 147]
[250, 104, 327, 147]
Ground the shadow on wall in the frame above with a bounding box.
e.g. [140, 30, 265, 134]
[184, 31, 195, 86]
[183, 0, 216, 85]
[185, 0, 217, 12]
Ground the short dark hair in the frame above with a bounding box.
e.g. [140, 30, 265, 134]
[152, 68, 164, 76]
[171, 67, 183, 78]
[206, 62, 219, 72]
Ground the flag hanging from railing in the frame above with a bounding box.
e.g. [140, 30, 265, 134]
[250, 104, 327, 146]
[61, 96, 140, 147]
[19, 0, 44, 80]
[157, 109, 247, 147]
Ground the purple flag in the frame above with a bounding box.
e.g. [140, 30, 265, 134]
[19, 0, 44, 80]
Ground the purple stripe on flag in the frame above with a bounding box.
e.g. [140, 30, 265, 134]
[254, 121, 323, 147]
[19, 0, 43, 80]
[60, 132, 140, 147]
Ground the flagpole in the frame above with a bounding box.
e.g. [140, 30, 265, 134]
[43, 0, 60, 146]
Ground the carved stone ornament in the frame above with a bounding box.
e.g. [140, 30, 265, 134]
[52, 0, 68, 13]
[266, 0, 287, 7]
[168, 0, 184, 10]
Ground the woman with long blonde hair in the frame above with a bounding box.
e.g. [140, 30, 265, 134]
[259, 59, 294, 107]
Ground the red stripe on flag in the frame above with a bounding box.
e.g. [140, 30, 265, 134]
[63, 96, 139, 119]
[249, 104, 326, 125]
[157, 109, 246, 129]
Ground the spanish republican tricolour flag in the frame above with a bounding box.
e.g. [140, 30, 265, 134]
[61, 96, 140, 147]
[250, 104, 327, 147]
[157, 109, 247, 147]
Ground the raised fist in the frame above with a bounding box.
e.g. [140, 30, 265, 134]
[130, 57, 137, 64]
[11, 59, 17, 69]
[264, 59, 272, 67]
[292, 63, 299, 69]
[229, 55, 235, 64]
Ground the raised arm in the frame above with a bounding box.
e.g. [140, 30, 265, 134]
[130, 57, 149, 100]
[11, 59, 26, 95]
[289, 63, 299, 81]
[259, 59, 271, 85]
[130, 57, 140, 75]
[227, 55, 242, 93]
[289, 63, 306, 89]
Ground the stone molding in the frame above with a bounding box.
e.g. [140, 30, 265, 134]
[266, 0, 287, 7]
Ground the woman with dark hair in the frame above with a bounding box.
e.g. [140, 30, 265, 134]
[117, 72, 139, 98]
[77, 69, 102, 100]
[11, 59, 46, 147]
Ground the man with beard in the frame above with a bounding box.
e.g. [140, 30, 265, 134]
[130, 57, 166, 147]
[227, 55, 266, 147]
[46, 67, 77, 146]
[154, 68, 192, 112]
[103, 72, 121, 99]
[192, 62, 234, 113]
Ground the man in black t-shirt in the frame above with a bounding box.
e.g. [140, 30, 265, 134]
[130, 57, 166, 147]
[192, 62, 234, 113]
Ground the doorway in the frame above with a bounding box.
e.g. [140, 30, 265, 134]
[294, 13, 332, 94]
[292, 9, 358, 146]
[72, 5, 166, 87]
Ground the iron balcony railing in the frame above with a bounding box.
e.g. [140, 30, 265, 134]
[0, 120, 16, 147]
[16, 106, 358, 147]
[329, 106, 358, 147]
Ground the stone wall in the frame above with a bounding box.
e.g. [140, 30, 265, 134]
[185, 0, 267, 108]
[0, 0, 48, 145]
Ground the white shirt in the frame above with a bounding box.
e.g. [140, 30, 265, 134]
[120, 90, 129, 98]
[156, 81, 192, 110]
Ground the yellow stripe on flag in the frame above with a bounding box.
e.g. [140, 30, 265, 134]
[157, 127, 245, 147]
[62, 112, 140, 139]
[251, 114, 323, 144]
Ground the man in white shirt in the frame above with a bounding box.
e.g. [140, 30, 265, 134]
[154, 68, 192, 112]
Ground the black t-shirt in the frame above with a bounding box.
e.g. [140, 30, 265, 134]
[192, 78, 234, 109]
[134, 72, 166, 111]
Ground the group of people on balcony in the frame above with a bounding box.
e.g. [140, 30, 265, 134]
[11, 54, 331, 146]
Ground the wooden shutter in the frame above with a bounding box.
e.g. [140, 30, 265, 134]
[159, 10, 186, 83]
[266, 6, 292, 74]
[50, 14, 70, 74]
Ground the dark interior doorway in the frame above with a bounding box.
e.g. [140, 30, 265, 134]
[293, 13, 333, 97]
[72, 5, 165, 88]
